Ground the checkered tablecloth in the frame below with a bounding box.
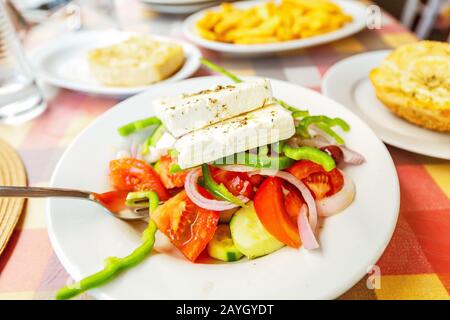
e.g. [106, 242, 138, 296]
[0, 0, 449, 300]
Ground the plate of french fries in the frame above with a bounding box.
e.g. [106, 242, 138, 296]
[183, 0, 367, 54]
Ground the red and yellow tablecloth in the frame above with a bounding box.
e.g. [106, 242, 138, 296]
[0, 1, 449, 300]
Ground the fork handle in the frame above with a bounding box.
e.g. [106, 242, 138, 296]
[0, 186, 92, 199]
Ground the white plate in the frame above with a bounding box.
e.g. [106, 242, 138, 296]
[30, 31, 202, 97]
[182, 0, 367, 55]
[141, 0, 221, 14]
[47, 76, 399, 300]
[322, 50, 450, 160]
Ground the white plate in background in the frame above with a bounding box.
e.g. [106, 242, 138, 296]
[140, 0, 221, 14]
[183, 0, 367, 55]
[30, 30, 202, 97]
[322, 50, 450, 160]
[48, 76, 399, 299]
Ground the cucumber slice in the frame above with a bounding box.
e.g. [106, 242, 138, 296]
[208, 225, 243, 262]
[230, 202, 284, 259]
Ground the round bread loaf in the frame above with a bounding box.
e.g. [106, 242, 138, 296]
[369, 41, 450, 132]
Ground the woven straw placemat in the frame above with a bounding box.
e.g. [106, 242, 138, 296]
[0, 139, 27, 256]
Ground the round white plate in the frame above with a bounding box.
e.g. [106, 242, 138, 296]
[48, 76, 399, 300]
[141, 0, 221, 14]
[30, 31, 202, 97]
[322, 50, 450, 160]
[183, 0, 367, 55]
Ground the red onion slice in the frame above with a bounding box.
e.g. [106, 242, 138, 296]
[184, 168, 249, 211]
[340, 146, 365, 165]
[298, 205, 319, 250]
[317, 171, 355, 217]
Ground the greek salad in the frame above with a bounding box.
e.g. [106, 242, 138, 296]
[56, 59, 364, 299]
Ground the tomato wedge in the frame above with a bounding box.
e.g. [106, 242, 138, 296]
[287, 160, 343, 199]
[210, 167, 254, 199]
[152, 190, 219, 262]
[282, 182, 305, 220]
[156, 155, 188, 189]
[253, 177, 301, 248]
[109, 158, 170, 200]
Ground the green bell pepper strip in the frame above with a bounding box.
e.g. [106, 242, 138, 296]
[55, 192, 160, 300]
[291, 110, 310, 118]
[141, 124, 166, 155]
[283, 145, 336, 172]
[296, 115, 350, 142]
[125, 191, 156, 208]
[314, 122, 345, 145]
[168, 149, 179, 157]
[202, 164, 245, 207]
[169, 163, 183, 174]
[117, 117, 161, 137]
[200, 58, 242, 83]
[213, 152, 293, 170]
[200, 58, 308, 115]
[299, 115, 350, 132]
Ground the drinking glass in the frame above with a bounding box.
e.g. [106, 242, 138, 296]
[0, 0, 47, 124]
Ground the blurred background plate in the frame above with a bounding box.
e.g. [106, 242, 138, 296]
[140, 0, 222, 14]
[183, 0, 367, 55]
[29, 30, 202, 97]
[322, 50, 450, 160]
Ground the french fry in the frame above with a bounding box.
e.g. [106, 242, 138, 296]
[195, 0, 353, 45]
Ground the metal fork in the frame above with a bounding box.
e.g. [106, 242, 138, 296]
[0, 186, 150, 220]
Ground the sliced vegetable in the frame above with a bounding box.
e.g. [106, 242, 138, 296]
[125, 191, 155, 208]
[200, 57, 242, 83]
[169, 163, 183, 174]
[185, 168, 249, 211]
[287, 160, 344, 199]
[282, 182, 305, 220]
[202, 164, 246, 207]
[316, 171, 355, 217]
[297, 205, 319, 250]
[253, 177, 301, 248]
[230, 202, 284, 259]
[214, 152, 294, 170]
[55, 192, 160, 300]
[156, 155, 187, 189]
[319, 145, 344, 164]
[92, 190, 129, 213]
[296, 136, 365, 165]
[255, 169, 318, 241]
[117, 117, 161, 137]
[211, 167, 254, 199]
[299, 115, 350, 133]
[109, 158, 170, 200]
[150, 124, 166, 146]
[283, 145, 335, 172]
[207, 224, 243, 262]
[152, 190, 219, 262]
[314, 123, 345, 145]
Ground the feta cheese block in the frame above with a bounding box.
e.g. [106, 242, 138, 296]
[174, 104, 295, 169]
[153, 79, 273, 137]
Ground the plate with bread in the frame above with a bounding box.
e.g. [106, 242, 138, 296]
[322, 41, 450, 160]
[30, 31, 202, 97]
